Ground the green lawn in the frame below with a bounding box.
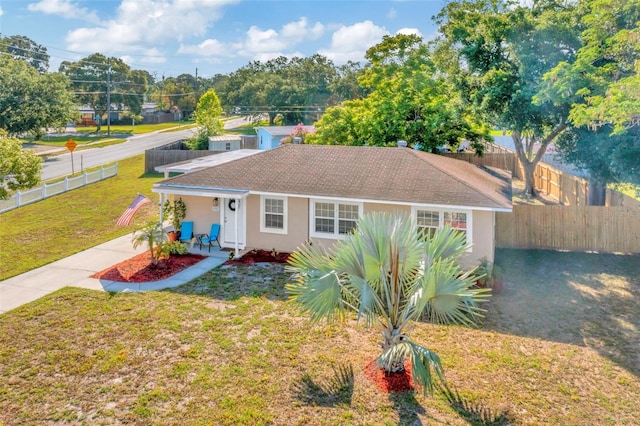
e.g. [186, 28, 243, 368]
[0, 251, 638, 424]
[0, 155, 162, 280]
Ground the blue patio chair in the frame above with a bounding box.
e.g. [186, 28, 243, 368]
[178, 221, 194, 244]
[200, 224, 221, 252]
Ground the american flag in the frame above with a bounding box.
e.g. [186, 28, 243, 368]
[116, 194, 153, 226]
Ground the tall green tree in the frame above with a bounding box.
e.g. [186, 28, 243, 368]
[433, 0, 582, 196]
[537, 0, 640, 194]
[308, 34, 488, 151]
[0, 130, 42, 199]
[219, 55, 344, 125]
[0, 55, 76, 138]
[186, 89, 223, 150]
[286, 212, 488, 394]
[60, 54, 148, 129]
[0, 34, 49, 74]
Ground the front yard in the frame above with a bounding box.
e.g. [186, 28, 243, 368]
[0, 251, 638, 425]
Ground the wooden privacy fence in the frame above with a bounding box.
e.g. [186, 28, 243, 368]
[450, 146, 639, 209]
[496, 205, 640, 253]
[145, 141, 213, 174]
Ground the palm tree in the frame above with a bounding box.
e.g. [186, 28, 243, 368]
[132, 221, 166, 264]
[286, 212, 489, 394]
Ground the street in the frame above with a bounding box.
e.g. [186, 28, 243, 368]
[41, 117, 249, 181]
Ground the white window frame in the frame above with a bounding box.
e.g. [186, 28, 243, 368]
[310, 199, 363, 239]
[260, 196, 288, 234]
[412, 206, 473, 250]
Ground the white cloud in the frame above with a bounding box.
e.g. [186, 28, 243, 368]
[178, 39, 231, 57]
[0, 6, 3, 16]
[396, 28, 423, 38]
[238, 17, 325, 58]
[27, 0, 100, 24]
[61, 0, 238, 57]
[318, 20, 388, 64]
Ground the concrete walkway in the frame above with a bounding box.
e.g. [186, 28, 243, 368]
[0, 234, 228, 314]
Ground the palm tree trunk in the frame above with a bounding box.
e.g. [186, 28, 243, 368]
[380, 328, 406, 373]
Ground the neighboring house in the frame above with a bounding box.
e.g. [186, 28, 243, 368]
[255, 125, 315, 150]
[152, 144, 512, 265]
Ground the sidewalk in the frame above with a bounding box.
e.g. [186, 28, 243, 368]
[0, 235, 227, 314]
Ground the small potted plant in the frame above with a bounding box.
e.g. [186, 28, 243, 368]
[162, 197, 187, 241]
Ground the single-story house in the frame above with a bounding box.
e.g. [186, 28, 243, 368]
[255, 125, 315, 150]
[152, 144, 512, 266]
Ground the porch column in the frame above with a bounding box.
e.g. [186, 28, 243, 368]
[234, 197, 239, 258]
[158, 193, 164, 225]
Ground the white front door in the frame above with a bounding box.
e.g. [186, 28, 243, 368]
[223, 197, 245, 247]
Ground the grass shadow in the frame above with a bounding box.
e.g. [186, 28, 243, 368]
[388, 391, 426, 426]
[436, 383, 514, 425]
[487, 249, 640, 376]
[292, 364, 354, 407]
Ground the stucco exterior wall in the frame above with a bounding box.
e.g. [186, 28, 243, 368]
[179, 193, 497, 267]
[245, 195, 310, 253]
[177, 195, 221, 235]
[460, 209, 495, 267]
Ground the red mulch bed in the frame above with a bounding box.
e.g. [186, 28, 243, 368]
[223, 249, 291, 265]
[91, 252, 206, 283]
[364, 358, 415, 393]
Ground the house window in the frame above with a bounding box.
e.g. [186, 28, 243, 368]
[225, 142, 231, 151]
[311, 200, 362, 239]
[416, 210, 439, 238]
[414, 208, 471, 246]
[260, 196, 287, 234]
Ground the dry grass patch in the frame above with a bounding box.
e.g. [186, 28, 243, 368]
[0, 252, 639, 425]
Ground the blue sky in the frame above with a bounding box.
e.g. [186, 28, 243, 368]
[0, 0, 445, 78]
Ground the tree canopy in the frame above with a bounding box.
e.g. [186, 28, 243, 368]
[219, 54, 355, 125]
[536, 0, 640, 191]
[60, 54, 151, 121]
[0, 34, 49, 74]
[308, 34, 489, 152]
[0, 55, 77, 138]
[433, 0, 582, 196]
[0, 130, 42, 199]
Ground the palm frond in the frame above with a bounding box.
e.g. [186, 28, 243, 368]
[423, 225, 470, 268]
[285, 270, 346, 323]
[407, 341, 446, 395]
[419, 259, 490, 326]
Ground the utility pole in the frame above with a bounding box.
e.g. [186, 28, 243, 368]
[195, 67, 199, 105]
[107, 61, 112, 136]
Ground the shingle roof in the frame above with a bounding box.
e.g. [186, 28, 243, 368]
[155, 144, 512, 210]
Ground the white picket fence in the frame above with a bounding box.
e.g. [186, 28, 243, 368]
[0, 164, 118, 213]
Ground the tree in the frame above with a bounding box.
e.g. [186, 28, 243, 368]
[308, 34, 489, 152]
[286, 212, 488, 394]
[219, 55, 344, 125]
[541, 0, 640, 135]
[537, 0, 640, 193]
[60, 54, 149, 129]
[0, 130, 42, 199]
[433, 0, 582, 196]
[132, 221, 166, 265]
[0, 34, 49, 73]
[555, 125, 640, 200]
[186, 89, 223, 150]
[0, 55, 77, 138]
